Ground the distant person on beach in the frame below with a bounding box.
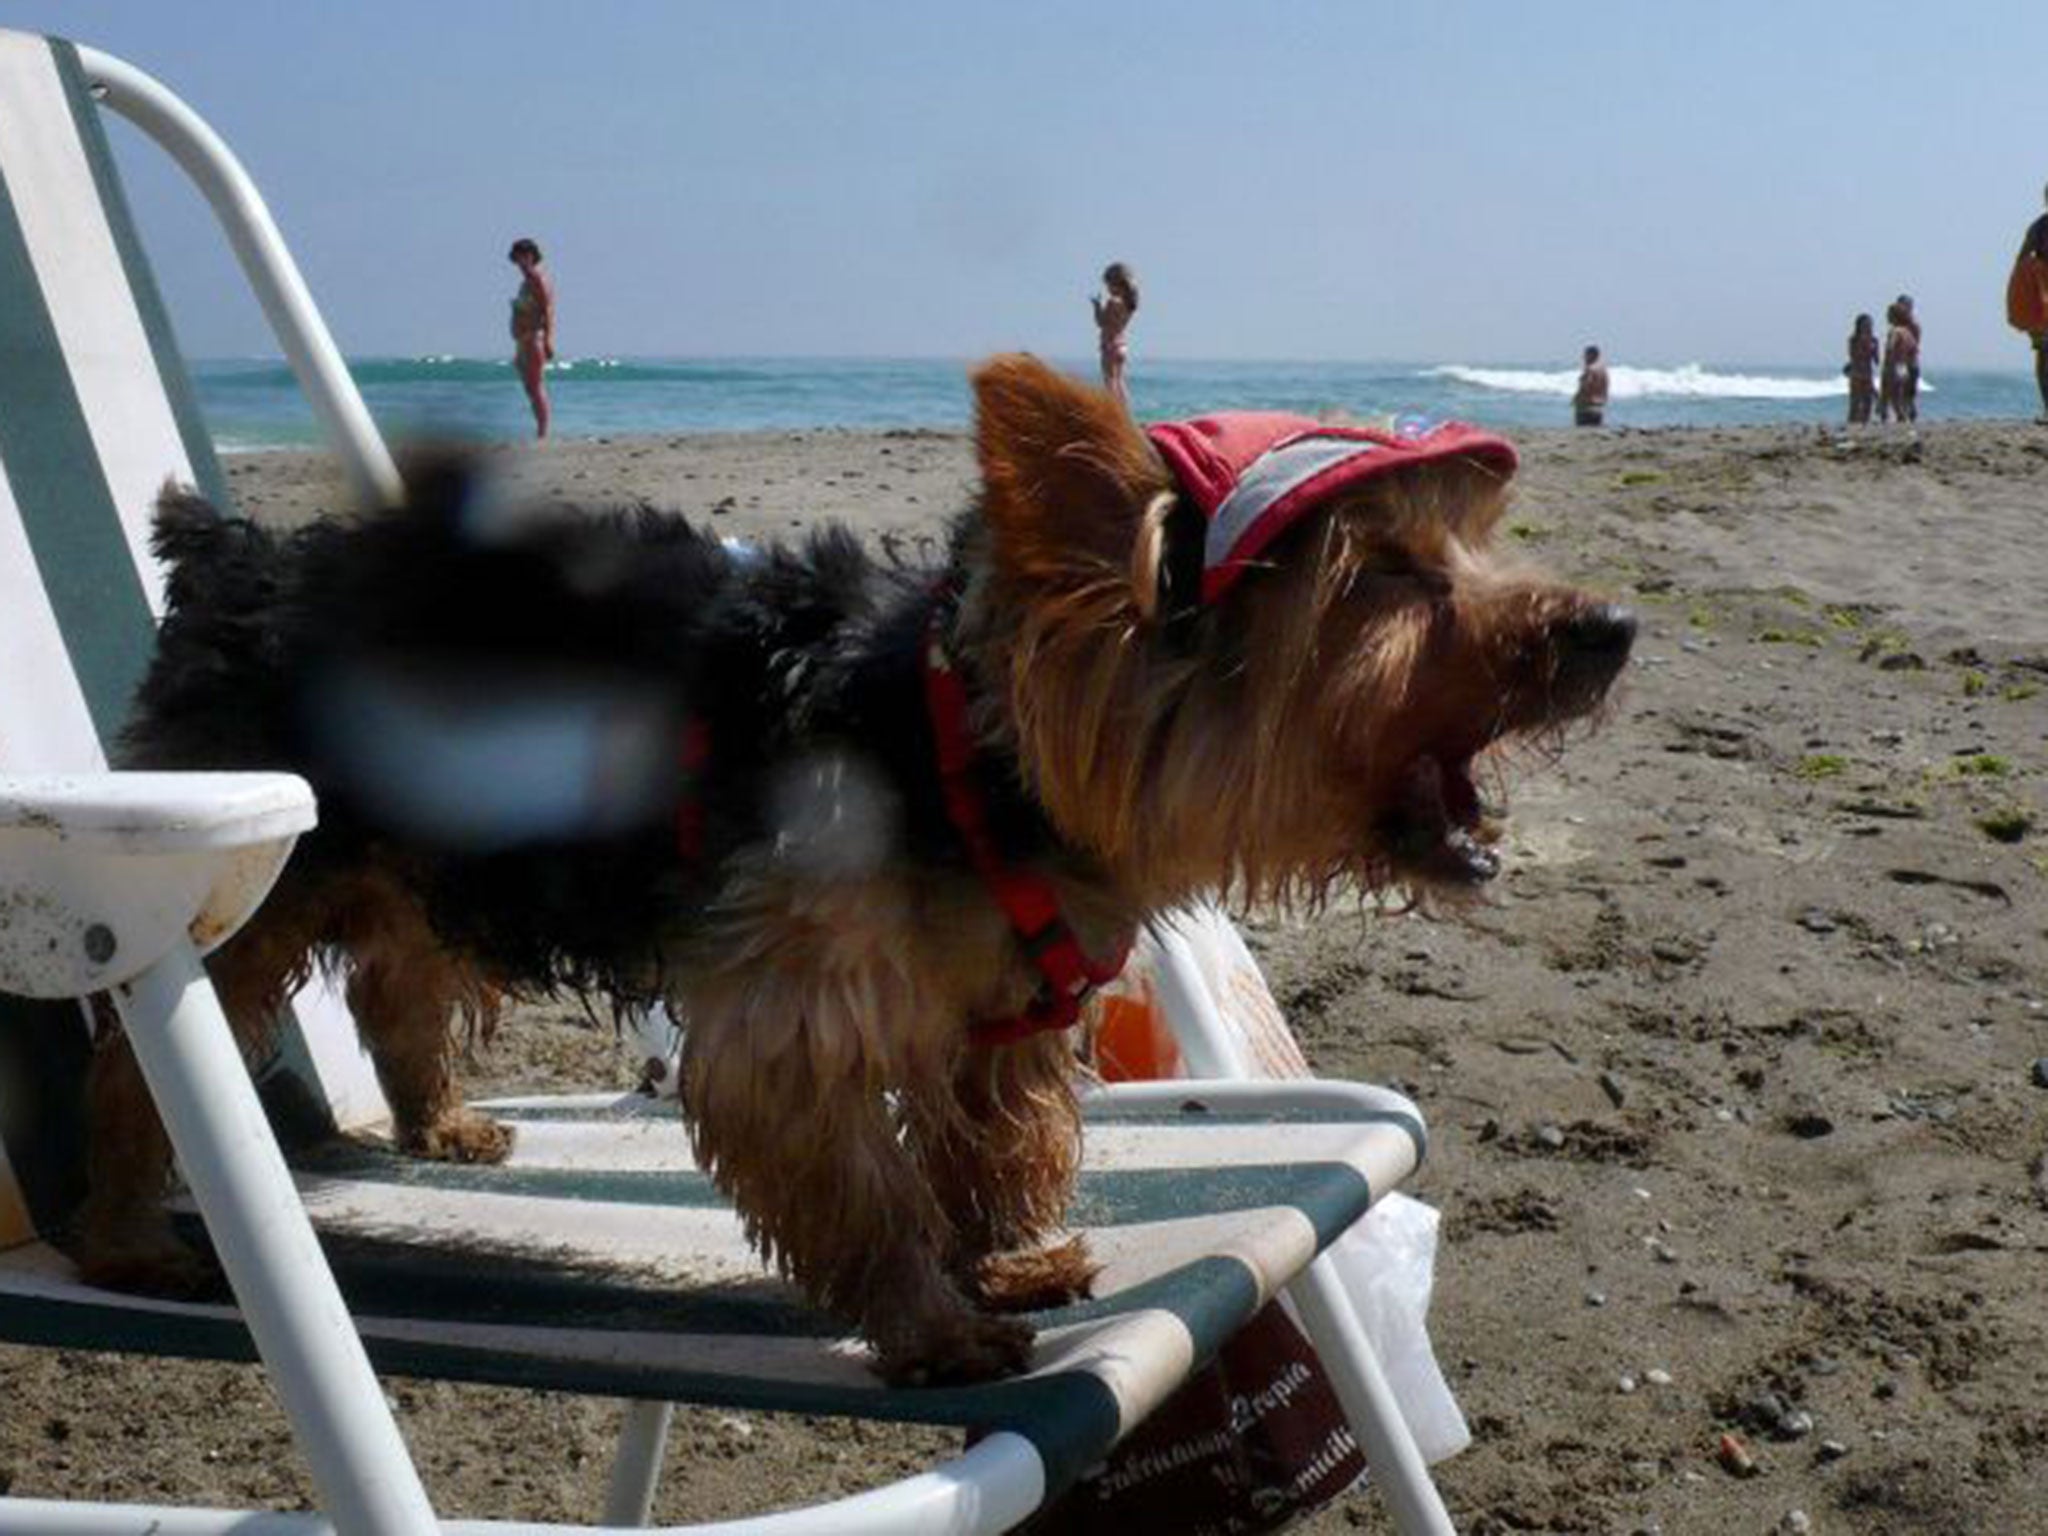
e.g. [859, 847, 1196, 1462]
[2014, 184, 2048, 421]
[508, 237, 555, 438]
[1573, 345, 1609, 427]
[1895, 294, 1921, 415]
[1880, 299, 1919, 424]
[1844, 313, 1879, 425]
[1091, 262, 1139, 405]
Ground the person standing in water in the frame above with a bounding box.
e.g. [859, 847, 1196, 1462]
[1844, 313, 1879, 425]
[1573, 344, 1609, 427]
[1091, 262, 1139, 406]
[508, 237, 556, 438]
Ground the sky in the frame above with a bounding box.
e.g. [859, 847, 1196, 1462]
[14, 1, 2048, 368]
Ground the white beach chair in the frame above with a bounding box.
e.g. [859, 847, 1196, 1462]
[0, 28, 1457, 1535]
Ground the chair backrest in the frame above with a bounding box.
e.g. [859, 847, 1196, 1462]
[0, 30, 385, 1250]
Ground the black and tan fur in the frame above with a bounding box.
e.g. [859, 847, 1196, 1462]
[85, 355, 1632, 1384]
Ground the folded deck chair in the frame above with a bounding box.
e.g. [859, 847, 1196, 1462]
[0, 29, 1456, 1535]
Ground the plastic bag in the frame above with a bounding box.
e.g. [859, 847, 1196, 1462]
[1120, 905, 1469, 1463]
[1288, 1191, 1469, 1464]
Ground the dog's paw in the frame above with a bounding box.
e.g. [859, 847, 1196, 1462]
[972, 1235, 1098, 1313]
[878, 1310, 1036, 1387]
[74, 1229, 222, 1299]
[402, 1108, 514, 1164]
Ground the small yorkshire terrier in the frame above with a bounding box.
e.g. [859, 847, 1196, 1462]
[87, 355, 1632, 1383]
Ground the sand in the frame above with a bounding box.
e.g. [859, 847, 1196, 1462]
[5, 419, 2047, 1534]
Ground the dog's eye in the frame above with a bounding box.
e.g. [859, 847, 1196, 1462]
[1362, 557, 1450, 598]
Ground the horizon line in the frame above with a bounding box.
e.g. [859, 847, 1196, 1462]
[189, 352, 2036, 374]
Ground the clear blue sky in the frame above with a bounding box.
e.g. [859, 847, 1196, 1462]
[16, 1, 2048, 367]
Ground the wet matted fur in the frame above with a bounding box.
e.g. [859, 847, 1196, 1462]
[86, 355, 1633, 1383]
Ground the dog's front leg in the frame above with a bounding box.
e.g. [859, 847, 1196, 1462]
[676, 877, 1036, 1385]
[908, 1036, 1096, 1314]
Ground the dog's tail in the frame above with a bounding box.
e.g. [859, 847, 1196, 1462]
[150, 487, 285, 619]
[119, 490, 295, 771]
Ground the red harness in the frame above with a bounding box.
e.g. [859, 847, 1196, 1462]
[921, 599, 1131, 1044]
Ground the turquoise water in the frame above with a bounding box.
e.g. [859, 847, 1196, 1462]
[192, 355, 2045, 451]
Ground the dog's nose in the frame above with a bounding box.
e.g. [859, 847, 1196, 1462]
[1561, 603, 1637, 661]
[1551, 603, 1634, 705]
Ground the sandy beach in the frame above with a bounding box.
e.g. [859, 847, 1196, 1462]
[5, 419, 2047, 1534]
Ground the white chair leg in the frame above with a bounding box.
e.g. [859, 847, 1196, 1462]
[1287, 1255, 1456, 1536]
[115, 942, 439, 1536]
[1148, 921, 1251, 1078]
[603, 1400, 675, 1526]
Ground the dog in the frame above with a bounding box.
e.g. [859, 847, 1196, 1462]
[83, 354, 1633, 1384]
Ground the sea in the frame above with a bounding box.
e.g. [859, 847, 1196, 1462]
[192, 356, 2044, 453]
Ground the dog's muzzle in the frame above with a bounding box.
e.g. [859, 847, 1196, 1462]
[1553, 602, 1636, 713]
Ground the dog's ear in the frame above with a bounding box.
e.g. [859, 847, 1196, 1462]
[971, 354, 1170, 587]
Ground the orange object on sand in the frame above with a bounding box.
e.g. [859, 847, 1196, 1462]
[1094, 988, 1181, 1082]
[2008, 253, 2048, 333]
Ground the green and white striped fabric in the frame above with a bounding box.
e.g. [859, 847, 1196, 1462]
[0, 29, 388, 1251]
[0, 1085, 1425, 1492]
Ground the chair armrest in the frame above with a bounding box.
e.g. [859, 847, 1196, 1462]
[0, 771, 314, 996]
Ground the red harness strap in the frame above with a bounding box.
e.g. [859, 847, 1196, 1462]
[922, 602, 1131, 1044]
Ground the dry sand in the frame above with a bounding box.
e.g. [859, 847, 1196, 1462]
[5, 419, 2047, 1534]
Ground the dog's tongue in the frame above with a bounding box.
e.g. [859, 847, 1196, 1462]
[1389, 755, 1501, 884]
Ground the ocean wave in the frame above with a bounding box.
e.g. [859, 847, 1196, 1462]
[1425, 363, 1851, 401]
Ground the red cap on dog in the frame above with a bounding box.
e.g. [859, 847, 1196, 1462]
[1145, 412, 1518, 602]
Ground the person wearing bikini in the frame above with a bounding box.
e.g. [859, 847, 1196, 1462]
[508, 237, 556, 439]
[1880, 299, 1919, 425]
[1091, 262, 1139, 406]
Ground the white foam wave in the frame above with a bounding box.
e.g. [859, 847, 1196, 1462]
[1426, 363, 1849, 401]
